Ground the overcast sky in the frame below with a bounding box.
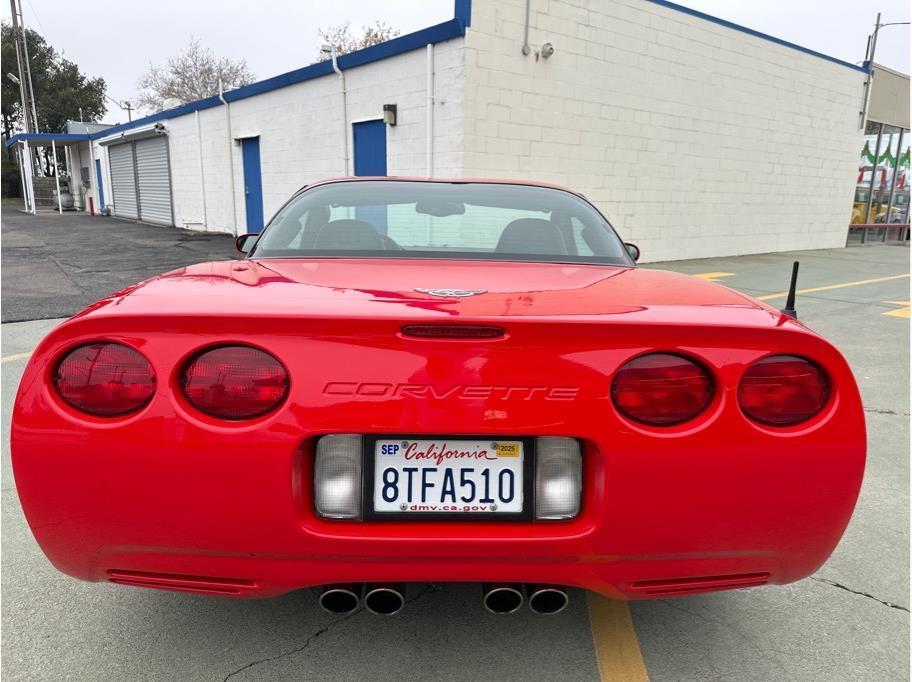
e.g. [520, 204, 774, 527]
[2, 0, 908, 124]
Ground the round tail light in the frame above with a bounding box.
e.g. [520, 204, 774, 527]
[611, 353, 714, 426]
[181, 346, 288, 420]
[54, 342, 156, 416]
[738, 355, 829, 426]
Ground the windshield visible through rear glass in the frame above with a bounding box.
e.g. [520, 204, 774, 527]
[249, 181, 632, 265]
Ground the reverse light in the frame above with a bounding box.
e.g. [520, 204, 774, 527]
[738, 355, 829, 426]
[181, 345, 288, 420]
[534, 437, 582, 520]
[314, 435, 363, 519]
[611, 353, 714, 426]
[54, 342, 156, 416]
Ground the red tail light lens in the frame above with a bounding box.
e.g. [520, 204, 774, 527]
[181, 346, 288, 420]
[738, 355, 829, 426]
[611, 353, 714, 426]
[54, 342, 156, 416]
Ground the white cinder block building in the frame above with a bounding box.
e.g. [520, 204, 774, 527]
[10, 0, 895, 262]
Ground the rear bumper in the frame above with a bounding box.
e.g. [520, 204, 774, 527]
[13, 422, 864, 600]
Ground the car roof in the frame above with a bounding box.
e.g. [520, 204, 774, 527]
[296, 176, 587, 198]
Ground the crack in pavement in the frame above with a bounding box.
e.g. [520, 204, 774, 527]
[811, 577, 909, 612]
[864, 407, 911, 416]
[221, 585, 438, 681]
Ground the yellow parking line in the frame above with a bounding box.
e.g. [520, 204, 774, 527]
[693, 272, 734, 282]
[757, 273, 910, 301]
[1, 351, 32, 364]
[883, 301, 911, 318]
[587, 593, 649, 681]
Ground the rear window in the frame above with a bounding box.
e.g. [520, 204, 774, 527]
[250, 181, 631, 265]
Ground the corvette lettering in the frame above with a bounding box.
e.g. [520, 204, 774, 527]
[323, 382, 580, 400]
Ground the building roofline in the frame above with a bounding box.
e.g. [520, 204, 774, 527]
[647, 0, 870, 74]
[872, 62, 910, 79]
[76, 11, 467, 144]
[7, 9, 468, 150]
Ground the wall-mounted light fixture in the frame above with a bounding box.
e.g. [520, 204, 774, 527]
[383, 104, 397, 126]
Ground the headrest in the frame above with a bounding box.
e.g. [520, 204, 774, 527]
[314, 219, 385, 250]
[496, 218, 566, 255]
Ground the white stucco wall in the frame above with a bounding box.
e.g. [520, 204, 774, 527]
[461, 0, 867, 261]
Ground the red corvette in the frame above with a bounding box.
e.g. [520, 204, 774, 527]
[12, 178, 865, 616]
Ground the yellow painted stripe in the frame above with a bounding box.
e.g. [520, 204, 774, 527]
[756, 273, 910, 301]
[693, 272, 734, 281]
[883, 301, 911, 319]
[1, 351, 32, 364]
[587, 593, 649, 681]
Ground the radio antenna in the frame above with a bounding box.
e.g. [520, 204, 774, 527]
[781, 261, 800, 319]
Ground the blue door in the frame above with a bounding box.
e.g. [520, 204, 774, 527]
[94, 159, 105, 211]
[241, 137, 264, 233]
[352, 120, 388, 233]
[352, 120, 387, 176]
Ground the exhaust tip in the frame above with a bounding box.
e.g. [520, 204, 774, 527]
[364, 585, 405, 615]
[483, 585, 524, 614]
[319, 585, 361, 614]
[528, 586, 569, 615]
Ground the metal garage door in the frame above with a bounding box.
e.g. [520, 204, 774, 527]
[134, 137, 173, 225]
[108, 143, 138, 219]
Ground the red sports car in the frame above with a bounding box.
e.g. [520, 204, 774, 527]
[12, 178, 865, 616]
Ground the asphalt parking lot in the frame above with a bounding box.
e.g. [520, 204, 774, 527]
[1, 209, 909, 680]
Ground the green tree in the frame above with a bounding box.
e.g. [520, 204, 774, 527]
[1, 22, 106, 184]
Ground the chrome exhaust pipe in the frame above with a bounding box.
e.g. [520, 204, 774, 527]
[319, 584, 361, 614]
[483, 584, 524, 614]
[527, 585, 569, 615]
[364, 584, 405, 615]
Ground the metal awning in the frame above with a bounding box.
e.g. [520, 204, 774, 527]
[4, 133, 91, 148]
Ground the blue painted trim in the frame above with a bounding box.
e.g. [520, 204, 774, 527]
[28, 18, 467, 146]
[4, 132, 91, 148]
[647, 0, 869, 74]
[454, 0, 471, 27]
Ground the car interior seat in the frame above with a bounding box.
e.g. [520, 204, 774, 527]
[314, 219, 386, 250]
[496, 218, 567, 255]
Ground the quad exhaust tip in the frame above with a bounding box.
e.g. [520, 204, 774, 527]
[364, 584, 405, 615]
[527, 585, 569, 615]
[483, 584, 524, 614]
[319, 584, 361, 614]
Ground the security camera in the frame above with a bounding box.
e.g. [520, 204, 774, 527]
[540, 42, 555, 59]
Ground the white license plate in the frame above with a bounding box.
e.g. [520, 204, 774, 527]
[373, 438, 524, 514]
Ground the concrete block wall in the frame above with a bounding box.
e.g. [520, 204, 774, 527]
[462, 0, 867, 261]
[100, 36, 465, 235]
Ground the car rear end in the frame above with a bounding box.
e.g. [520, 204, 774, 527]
[11, 300, 866, 603]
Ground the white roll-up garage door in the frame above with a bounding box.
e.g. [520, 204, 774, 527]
[106, 135, 173, 225]
[134, 137, 173, 225]
[108, 143, 138, 220]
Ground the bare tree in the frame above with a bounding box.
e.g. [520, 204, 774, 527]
[137, 38, 254, 112]
[316, 21, 400, 60]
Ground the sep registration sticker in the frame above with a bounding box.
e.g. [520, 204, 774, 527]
[374, 439, 523, 514]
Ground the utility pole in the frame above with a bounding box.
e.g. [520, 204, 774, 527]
[124, 101, 133, 122]
[8, 0, 34, 133]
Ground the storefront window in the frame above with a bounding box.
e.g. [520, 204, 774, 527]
[848, 122, 910, 244]
[872, 126, 905, 225]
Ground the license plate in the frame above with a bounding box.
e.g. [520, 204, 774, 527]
[372, 438, 524, 514]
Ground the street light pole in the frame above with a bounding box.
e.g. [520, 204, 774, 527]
[859, 14, 911, 128]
